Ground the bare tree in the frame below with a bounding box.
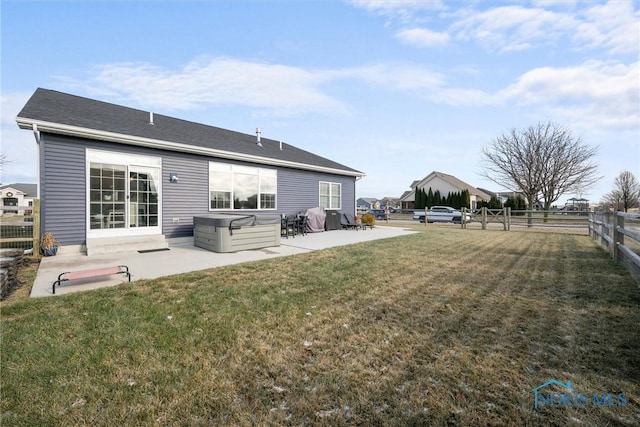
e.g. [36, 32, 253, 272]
[0, 152, 9, 185]
[480, 122, 600, 214]
[602, 171, 640, 212]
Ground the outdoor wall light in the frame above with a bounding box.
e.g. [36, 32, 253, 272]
[169, 173, 179, 183]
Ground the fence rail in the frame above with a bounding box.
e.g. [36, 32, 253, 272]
[461, 208, 590, 230]
[589, 211, 640, 285]
[0, 200, 40, 255]
[461, 207, 511, 230]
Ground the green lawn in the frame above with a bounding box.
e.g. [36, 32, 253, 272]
[2, 227, 639, 426]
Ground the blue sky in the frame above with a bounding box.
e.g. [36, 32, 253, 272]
[2, 0, 638, 205]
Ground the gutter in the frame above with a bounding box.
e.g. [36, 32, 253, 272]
[16, 117, 365, 178]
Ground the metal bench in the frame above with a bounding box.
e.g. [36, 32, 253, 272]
[52, 265, 130, 294]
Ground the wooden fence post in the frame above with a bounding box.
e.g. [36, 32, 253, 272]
[502, 208, 506, 231]
[481, 207, 487, 230]
[461, 208, 466, 229]
[503, 207, 510, 231]
[601, 212, 608, 252]
[613, 212, 624, 263]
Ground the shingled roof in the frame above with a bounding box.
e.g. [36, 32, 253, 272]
[419, 171, 491, 200]
[16, 88, 364, 177]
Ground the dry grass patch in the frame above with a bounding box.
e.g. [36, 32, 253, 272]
[2, 228, 639, 426]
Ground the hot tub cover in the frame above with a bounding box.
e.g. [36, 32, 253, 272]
[193, 213, 281, 228]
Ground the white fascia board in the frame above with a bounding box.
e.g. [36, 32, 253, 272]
[16, 117, 365, 178]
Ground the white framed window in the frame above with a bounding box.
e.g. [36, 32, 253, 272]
[319, 181, 341, 210]
[86, 150, 162, 237]
[209, 162, 277, 210]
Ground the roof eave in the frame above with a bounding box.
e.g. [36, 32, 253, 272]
[17, 117, 365, 178]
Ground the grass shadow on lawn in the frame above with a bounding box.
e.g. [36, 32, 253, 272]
[1, 228, 639, 426]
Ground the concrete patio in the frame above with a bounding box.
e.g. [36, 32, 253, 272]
[31, 225, 416, 297]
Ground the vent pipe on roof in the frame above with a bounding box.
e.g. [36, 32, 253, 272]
[149, 112, 154, 125]
[256, 128, 262, 147]
[279, 141, 283, 151]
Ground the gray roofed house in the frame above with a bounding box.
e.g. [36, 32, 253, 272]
[356, 197, 378, 210]
[400, 171, 490, 210]
[16, 88, 365, 255]
[1, 183, 37, 217]
[1, 183, 37, 196]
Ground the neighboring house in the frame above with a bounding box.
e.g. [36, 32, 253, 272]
[398, 190, 413, 210]
[399, 181, 420, 210]
[357, 197, 377, 211]
[399, 171, 490, 210]
[478, 188, 528, 206]
[16, 88, 364, 254]
[378, 197, 399, 210]
[0, 183, 37, 216]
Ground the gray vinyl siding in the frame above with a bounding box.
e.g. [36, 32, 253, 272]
[40, 133, 356, 245]
[40, 134, 86, 246]
[161, 154, 209, 238]
[162, 158, 356, 238]
[277, 168, 355, 215]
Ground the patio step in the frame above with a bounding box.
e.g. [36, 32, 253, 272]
[85, 235, 169, 256]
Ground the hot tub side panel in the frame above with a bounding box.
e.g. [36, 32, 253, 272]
[194, 215, 281, 252]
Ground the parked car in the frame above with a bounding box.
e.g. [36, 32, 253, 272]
[369, 209, 387, 220]
[413, 206, 471, 223]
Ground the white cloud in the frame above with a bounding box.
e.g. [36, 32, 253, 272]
[499, 60, 640, 129]
[77, 57, 348, 117]
[353, 2, 639, 55]
[1, 91, 33, 126]
[451, 5, 577, 53]
[348, 0, 445, 19]
[348, 62, 445, 91]
[574, 1, 640, 55]
[341, 63, 496, 106]
[395, 27, 449, 47]
[1, 92, 39, 184]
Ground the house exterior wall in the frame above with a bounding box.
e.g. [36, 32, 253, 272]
[356, 198, 375, 210]
[39, 133, 356, 246]
[0, 187, 34, 216]
[419, 176, 460, 196]
[40, 134, 86, 247]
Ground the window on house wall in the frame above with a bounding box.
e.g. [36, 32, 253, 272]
[89, 164, 127, 229]
[319, 181, 341, 210]
[209, 162, 277, 210]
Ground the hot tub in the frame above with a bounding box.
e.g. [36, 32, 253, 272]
[193, 214, 281, 253]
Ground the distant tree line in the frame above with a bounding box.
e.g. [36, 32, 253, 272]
[415, 188, 470, 210]
[477, 194, 527, 214]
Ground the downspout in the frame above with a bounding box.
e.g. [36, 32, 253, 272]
[31, 123, 42, 252]
[354, 175, 363, 216]
[32, 124, 41, 199]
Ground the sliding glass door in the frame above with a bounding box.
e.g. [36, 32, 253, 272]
[87, 150, 161, 236]
[129, 167, 159, 228]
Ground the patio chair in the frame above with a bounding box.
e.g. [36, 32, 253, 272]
[296, 215, 309, 236]
[341, 213, 360, 230]
[281, 215, 297, 238]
